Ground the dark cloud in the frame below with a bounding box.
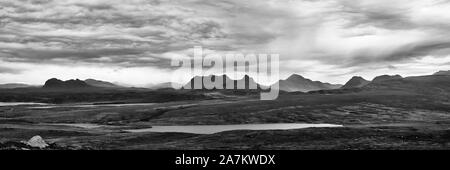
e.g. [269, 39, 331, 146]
[387, 65, 397, 69]
[73, 3, 114, 11]
[344, 40, 450, 67]
[1, 48, 142, 61]
[339, 2, 415, 30]
[338, 0, 450, 32]
[385, 41, 450, 61]
[0, 66, 22, 74]
[0, 48, 178, 68]
[0, 0, 230, 68]
[1, 0, 450, 85]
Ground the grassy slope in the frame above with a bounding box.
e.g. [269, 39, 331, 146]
[0, 88, 208, 104]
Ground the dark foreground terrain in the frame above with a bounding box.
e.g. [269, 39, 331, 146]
[1, 87, 449, 150]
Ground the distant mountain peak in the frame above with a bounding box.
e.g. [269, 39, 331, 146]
[363, 74, 450, 94]
[182, 74, 262, 90]
[351, 76, 364, 79]
[147, 82, 183, 89]
[43, 78, 92, 89]
[433, 70, 450, 76]
[341, 76, 370, 89]
[286, 74, 305, 80]
[0, 83, 34, 89]
[372, 75, 403, 83]
[84, 79, 121, 88]
[275, 74, 341, 92]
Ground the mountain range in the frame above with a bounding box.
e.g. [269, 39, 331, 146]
[42, 78, 130, 89]
[273, 74, 342, 92]
[371, 75, 403, 83]
[84, 79, 123, 88]
[433, 70, 450, 76]
[182, 75, 263, 90]
[146, 82, 183, 89]
[363, 74, 450, 96]
[181, 74, 344, 92]
[43, 78, 92, 89]
[0, 83, 36, 89]
[2, 70, 449, 94]
[341, 76, 370, 89]
[340, 75, 403, 89]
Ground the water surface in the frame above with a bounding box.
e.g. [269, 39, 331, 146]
[0, 102, 48, 106]
[49, 123, 105, 129]
[29, 103, 156, 109]
[125, 123, 342, 134]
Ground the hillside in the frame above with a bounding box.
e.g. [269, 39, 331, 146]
[341, 76, 370, 89]
[84, 79, 122, 88]
[274, 74, 342, 92]
[0, 83, 35, 89]
[363, 75, 450, 98]
[182, 75, 263, 90]
[43, 78, 92, 89]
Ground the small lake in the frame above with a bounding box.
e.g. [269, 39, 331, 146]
[47, 123, 106, 129]
[28, 103, 156, 109]
[125, 123, 343, 134]
[0, 102, 48, 106]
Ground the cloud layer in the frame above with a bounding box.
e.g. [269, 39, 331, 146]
[1, 0, 450, 85]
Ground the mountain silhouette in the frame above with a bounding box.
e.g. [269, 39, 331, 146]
[148, 82, 183, 89]
[84, 79, 122, 88]
[43, 78, 92, 89]
[182, 75, 263, 90]
[371, 75, 403, 83]
[0, 83, 34, 89]
[273, 74, 341, 92]
[341, 76, 370, 89]
[363, 74, 450, 97]
[433, 70, 450, 76]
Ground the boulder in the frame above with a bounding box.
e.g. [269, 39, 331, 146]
[25, 136, 49, 149]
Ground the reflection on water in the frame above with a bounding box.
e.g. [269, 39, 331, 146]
[0, 102, 156, 108]
[125, 123, 343, 134]
[0, 102, 48, 106]
[49, 123, 105, 129]
[28, 103, 156, 109]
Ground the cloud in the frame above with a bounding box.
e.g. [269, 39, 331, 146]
[1, 0, 450, 85]
[0, 65, 21, 74]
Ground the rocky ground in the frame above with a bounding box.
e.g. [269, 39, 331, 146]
[0, 135, 93, 150]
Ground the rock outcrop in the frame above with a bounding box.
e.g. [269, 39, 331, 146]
[25, 135, 49, 149]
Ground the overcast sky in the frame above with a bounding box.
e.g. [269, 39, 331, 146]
[1, 0, 450, 86]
